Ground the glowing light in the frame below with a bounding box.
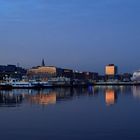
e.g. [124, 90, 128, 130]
[105, 89, 116, 105]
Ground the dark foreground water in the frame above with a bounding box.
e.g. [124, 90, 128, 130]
[0, 86, 140, 140]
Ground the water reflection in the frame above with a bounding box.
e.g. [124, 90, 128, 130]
[26, 92, 56, 105]
[0, 91, 23, 107]
[133, 86, 140, 99]
[105, 89, 117, 106]
[0, 87, 95, 107]
[0, 86, 140, 107]
[0, 86, 140, 140]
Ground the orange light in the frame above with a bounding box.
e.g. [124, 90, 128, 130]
[105, 66, 115, 75]
[105, 89, 115, 105]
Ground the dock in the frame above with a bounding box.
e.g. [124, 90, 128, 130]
[94, 81, 140, 86]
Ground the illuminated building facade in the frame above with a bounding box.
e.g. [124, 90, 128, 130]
[27, 66, 58, 81]
[27, 60, 98, 81]
[105, 64, 118, 76]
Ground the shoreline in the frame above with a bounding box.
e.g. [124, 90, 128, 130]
[94, 82, 140, 86]
[0, 82, 140, 90]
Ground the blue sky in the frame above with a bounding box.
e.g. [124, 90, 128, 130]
[0, 0, 140, 73]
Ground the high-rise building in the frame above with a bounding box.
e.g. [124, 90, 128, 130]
[105, 64, 118, 76]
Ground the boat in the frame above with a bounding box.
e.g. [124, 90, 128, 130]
[9, 79, 53, 89]
[0, 83, 12, 90]
[31, 81, 53, 88]
[47, 77, 68, 87]
[9, 79, 33, 88]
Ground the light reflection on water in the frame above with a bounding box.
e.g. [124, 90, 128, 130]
[133, 86, 140, 99]
[0, 86, 139, 107]
[0, 86, 140, 140]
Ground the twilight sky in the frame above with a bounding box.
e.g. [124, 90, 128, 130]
[0, 0, 140, 73]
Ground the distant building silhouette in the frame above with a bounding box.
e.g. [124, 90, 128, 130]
[0, 65, 27, 80]
[42, 59, 45, 66]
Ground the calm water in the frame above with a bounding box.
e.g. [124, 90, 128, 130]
[0, 86, 140, 140]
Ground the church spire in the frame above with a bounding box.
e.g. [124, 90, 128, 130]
[42, 59, 45, 66]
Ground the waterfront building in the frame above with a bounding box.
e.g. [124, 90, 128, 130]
[82, 72, 98, 81]
[27, 60, 98, 82]
[105, 64, 118, 76]
[73, 71, 84, 80]
[121, 73, 132, 82]
[0, 65, 27, 80]
[105, 64, 118, 81]
[57, 68, 73, 79]
[98, 75, 106, 82]
[27, 66, 58, 81]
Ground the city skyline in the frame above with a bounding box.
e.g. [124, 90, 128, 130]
[0, 0, 140, 73]
[0, 61, 135, 76]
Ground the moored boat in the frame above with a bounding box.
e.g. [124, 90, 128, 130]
[0, 83, 12, 90]
[31, 81, 53, 88]
[5, 79, 52, 89]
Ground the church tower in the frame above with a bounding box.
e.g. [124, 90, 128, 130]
[42, 59, 45, 66]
